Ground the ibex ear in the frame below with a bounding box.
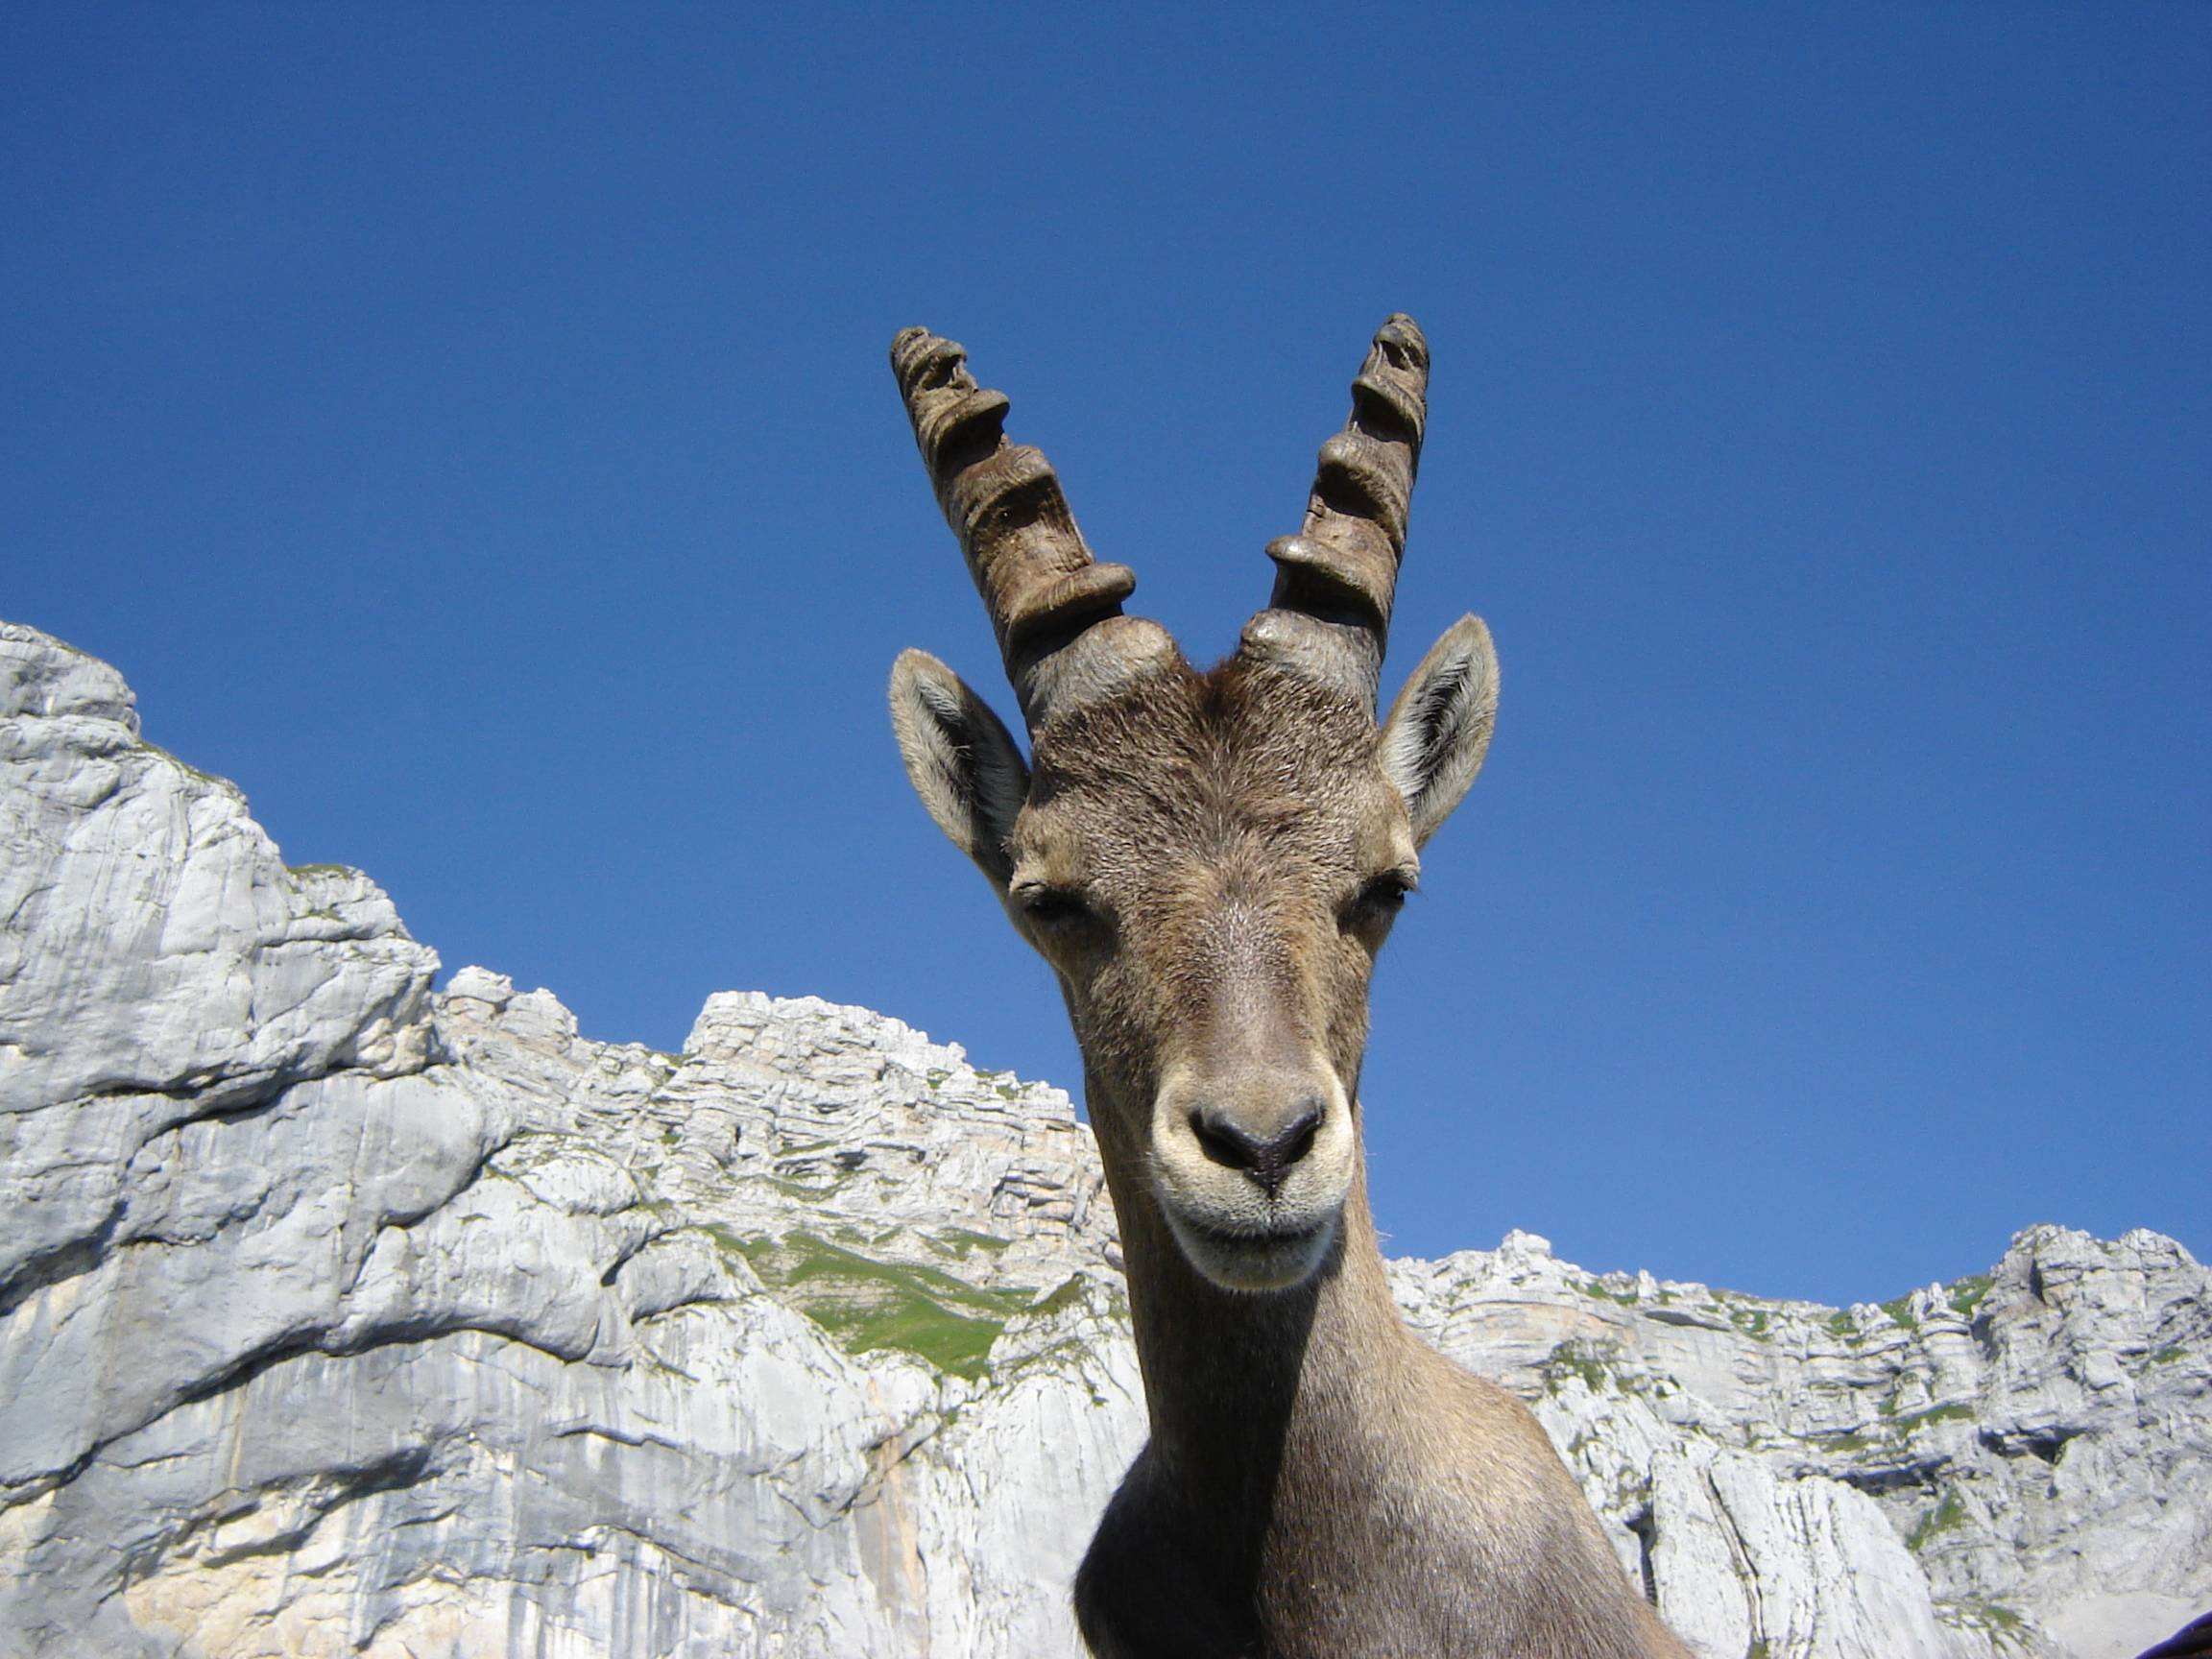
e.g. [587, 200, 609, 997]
[889, 649, 1030, 883]
[1380, 615, 1499, 847]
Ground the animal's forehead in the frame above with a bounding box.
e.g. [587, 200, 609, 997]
[1038, 661, 1372, 776]
[1020, 661, 1393, 857]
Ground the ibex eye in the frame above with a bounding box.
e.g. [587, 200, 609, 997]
[1015, 886, 1091, 926]
[1348, 872, 1414, 925]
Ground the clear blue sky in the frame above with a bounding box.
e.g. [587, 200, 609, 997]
[5, 6, 2205, 1308]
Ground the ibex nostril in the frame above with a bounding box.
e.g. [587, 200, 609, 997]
[1275, 1105, 1322, 1170]
[1189, 1101, 1326, 1195]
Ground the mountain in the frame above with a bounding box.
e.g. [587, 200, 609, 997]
[1, 620, 2203, 1659]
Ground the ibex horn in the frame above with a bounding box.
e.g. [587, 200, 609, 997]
[1241, 313, 1430, 707]
[891, 327, 1141, 730]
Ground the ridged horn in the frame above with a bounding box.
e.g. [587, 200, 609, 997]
[1242, 313, 1430, 706]
[891, 327, 1139, 728]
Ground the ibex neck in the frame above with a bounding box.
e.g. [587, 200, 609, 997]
[1098, 1105, 1416, 1521]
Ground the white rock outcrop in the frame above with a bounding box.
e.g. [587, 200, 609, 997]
[1389, 1227, 2210, 1658]
[0, 621, 2203, 1659]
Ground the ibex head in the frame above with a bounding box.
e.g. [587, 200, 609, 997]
[888, 317, 1497, 1293]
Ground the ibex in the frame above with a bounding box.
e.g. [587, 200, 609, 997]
[887, 318, 1689, 1659]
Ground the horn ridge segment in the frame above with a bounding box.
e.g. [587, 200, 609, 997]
[891, 327, 1138, 726]
[1252, 313, 1430, 705]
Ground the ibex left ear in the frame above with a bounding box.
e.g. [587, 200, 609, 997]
[1380, 615, 1498, 847]
[889, 649, 1030, 884]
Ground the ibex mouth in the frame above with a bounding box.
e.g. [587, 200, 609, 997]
[1164, 1211, 1343, 1293]
[1148, 1063, 1357, 1291]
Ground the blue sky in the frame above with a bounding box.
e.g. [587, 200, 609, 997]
[5, 5, 2205, 1307]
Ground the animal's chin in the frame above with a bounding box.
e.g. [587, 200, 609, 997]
[1162, 1209, 1341, 1292]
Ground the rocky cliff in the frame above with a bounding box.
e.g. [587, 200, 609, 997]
[1, 620, 2204, 1659]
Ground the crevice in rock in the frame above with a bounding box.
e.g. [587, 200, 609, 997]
[176, 1085, 294, 1126]
[200, 1448, 437, 1568]
[1, 1446, 96, 1513]
[631, 1287, 739, 1322]
[118, 1446, 438, 1587]
[2002, 1427, 2083, 1466]
[0, 1205, 121, 1321]
[1623, 1505, 1660, 1605]
[320, 1300, 637, 1370]
[1833, 1458, 1945, 1497]
[551, 1524, 773, 1603]
[30, 1319, 626, 1515]
[172, 1330, 328, 1410]
[553, 1424, 685, 1453]
[334, 1123, 520, 1270]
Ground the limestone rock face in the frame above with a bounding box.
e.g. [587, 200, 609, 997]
[0, 621, 439, 1336]
[0, 621, 2203, 1659]
[1389, 1227, 2211, 1658]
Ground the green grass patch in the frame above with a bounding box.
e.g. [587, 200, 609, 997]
[749, 1173, 851, 1202]
[1574, 1279, 1639, 1307]
[1728, 1306, 1772, 1340]
[925, 1228, 1015, 1262]
[1542, 1338, 1622, 1395]
[136, 741, 226, 787]
[731, 1231, 1036, 1380]
[1946, 1274, 1994, 1318]
[1880, 1295, 1920, 1331]
[1907, 1488, 1970, 1551]
[1938, 1598, 2028, 1644]
[1024, 1276, 1097, 1320]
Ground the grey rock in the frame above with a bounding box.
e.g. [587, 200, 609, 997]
[1390, 1226, 2211, 1655]
[0, 620, 2203, 1659]
[0, 622, 438, 1340]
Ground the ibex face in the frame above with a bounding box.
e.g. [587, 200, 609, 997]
[889, 318, 1497, 1293]
[1003, 658, 1412, 1289]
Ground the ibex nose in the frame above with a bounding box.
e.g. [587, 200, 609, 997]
[1188, 1100, 1325, 1196]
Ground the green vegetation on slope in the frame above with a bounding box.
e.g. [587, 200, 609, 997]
[710, 1227, 1036, 1381]
[1908, 1487, 1971, 1551]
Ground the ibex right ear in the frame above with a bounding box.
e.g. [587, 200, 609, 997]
[889, 649, 1030, 884]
